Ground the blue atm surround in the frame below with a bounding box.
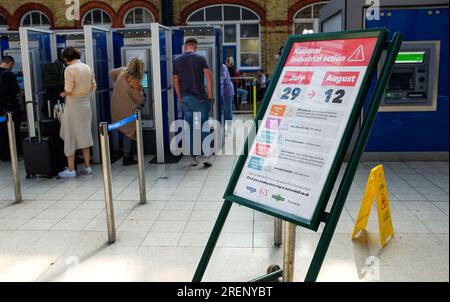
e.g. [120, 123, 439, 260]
[365, 8, 449, 153]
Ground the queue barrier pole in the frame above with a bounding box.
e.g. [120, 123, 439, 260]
[283, 222, 296, 282]
[99, 122, 116, 244]
[274, 218, 282, 247]
[100, 110, 147, 243]
[135, 109, 146, 205]
[0, 114, 22, 203]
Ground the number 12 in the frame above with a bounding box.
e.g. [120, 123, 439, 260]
[325, 89, 345, 104]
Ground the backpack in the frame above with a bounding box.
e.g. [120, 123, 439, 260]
[42, 61, 65, 88]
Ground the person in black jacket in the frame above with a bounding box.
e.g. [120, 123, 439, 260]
[0, 56, 22, 161]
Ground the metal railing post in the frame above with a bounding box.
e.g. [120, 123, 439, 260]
[99, 122, 116, 244]
[253, 80, 257, 118]
[135, 109, 146, 205]
[6, 112, 22, 203]
[283, 222, 296, 282]
[274, 218, 282, 247]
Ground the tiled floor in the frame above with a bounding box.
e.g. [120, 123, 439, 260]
[0, 141, 448, 281]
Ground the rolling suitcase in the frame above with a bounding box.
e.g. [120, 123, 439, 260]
[22, 101, 58, 179]
[40, 101, 66, 172]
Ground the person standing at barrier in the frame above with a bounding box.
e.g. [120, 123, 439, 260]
[236, 70, 249, 106]
[221, 64, 235, 131]
[0, 56, 22, 162]
[256, 69, 268, 103]
[110, 58, 145, 166]
[58, 47, 96, 178]
[173, 38, 214, 168]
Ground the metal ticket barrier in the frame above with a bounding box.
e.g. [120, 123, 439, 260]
[0, 113, 22, 203]
[231, 76, 258, 117]
[99, 109, 146, 244]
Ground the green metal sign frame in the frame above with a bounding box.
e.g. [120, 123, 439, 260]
[193, 28, 403, 282]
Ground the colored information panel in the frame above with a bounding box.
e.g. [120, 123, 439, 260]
[233, 37, 378, 225]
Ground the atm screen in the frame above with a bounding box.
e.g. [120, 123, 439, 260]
[141, 73, 149, 88]
[395, 52, 426, 64]
[388, 72, 414, 91]
[16, 75, 24, 90]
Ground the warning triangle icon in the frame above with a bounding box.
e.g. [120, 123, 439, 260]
[348, 45, 365, 62]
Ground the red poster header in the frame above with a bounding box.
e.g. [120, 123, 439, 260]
[282, 71, 314, 85]
[285, 37, 378, 67]
[322, 72, 360, 87]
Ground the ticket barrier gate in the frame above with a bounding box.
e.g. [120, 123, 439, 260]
[0, 114, 22, 203]
[99, 109, 147, 244]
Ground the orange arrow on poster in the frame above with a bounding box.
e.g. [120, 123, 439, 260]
[352, 165, 394, 247]
[348, 45, 365, 62]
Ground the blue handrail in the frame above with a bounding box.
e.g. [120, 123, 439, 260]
[0, 116, 7, 123]
[108, 114, 137, 132]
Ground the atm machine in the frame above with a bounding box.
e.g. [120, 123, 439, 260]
[114, 28, 156, 154]
[113, 24, 174, 163]
[320, 0, 449, 160]
[55, 31, 86, 63]
[2, 32, 43, 109]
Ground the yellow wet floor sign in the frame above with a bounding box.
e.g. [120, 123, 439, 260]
[352, 165, 394, 247]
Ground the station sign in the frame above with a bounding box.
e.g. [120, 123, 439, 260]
[226, 32, 385, 229]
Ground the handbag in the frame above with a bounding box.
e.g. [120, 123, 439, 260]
[53, 100, 65, 122]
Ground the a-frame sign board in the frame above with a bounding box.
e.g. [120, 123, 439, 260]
[193, 28, 403, 282]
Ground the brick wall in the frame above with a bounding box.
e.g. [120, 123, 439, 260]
[1, 0, 323, 75]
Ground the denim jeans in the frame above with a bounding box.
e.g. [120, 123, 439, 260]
[237, 88, 248, 103]
[223, 95, 234, 122]
[182, 95, 211, 158]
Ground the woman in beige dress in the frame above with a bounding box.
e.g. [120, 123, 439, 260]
[110, 58, 145, 166]
[58, 47, 96, 178]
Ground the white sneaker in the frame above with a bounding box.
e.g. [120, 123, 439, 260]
[80, 166, 94, 175]
[58, 168, 77, 178]
[191, 157, 200, 167]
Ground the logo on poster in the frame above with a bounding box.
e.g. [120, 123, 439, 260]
[272, 194, 285, 202]
[246, 186, 257, 193]
[269, 105, 287, 117]
[260, 188, 270, 197]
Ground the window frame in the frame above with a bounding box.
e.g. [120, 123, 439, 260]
[293, 1, 329, 34]
[20, 10, 51, 28]
[82, 9, 113, 26]
[123, 7, 155, 27]
[187, 4, 261, 71]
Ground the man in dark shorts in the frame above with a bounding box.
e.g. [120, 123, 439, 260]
[0, 56, 22, 161]
[173, 38, 215, 167]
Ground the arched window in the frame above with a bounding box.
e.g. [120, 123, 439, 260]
[0, 14, 7, 28]
[187, 5, 261, 70]
[83, 9, 112, 26]
[293, 1, 329, 34]
[124, 7, 155, 26]
[20, 11, 50, 27]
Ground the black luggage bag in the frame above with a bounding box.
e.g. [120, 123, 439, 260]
[23, 101, 61, 179]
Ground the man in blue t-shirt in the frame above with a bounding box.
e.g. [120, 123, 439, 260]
[173, 38, 214, 167]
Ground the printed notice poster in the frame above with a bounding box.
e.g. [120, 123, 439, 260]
[233, 37, 378, 224]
